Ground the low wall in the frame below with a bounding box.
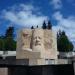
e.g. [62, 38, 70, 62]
[7, 65, 74, 75]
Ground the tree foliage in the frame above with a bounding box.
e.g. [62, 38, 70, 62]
[5, 27, 14, 38]
[37, 25, 38, 28]
[42, 21, 47, 29]
[31, 26, 34, 29]
[57, 30, 74, 52]
[0, 26, 16, 51]
[0, 36, 5, 50]
[42, 20, 52, 29]
[5, 37, 16, 50]
[47, 20, 52, 29]
[5, 26, 16, 50]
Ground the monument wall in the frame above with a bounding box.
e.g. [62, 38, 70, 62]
[16, 29, 58, 65]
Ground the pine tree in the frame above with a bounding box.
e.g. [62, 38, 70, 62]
[31, 26, 34, 29]
[42, 21, 46, 29]
[61, 31, 65, 35]
[5, 26, 14, 38]
[47, 20, 52, 29]
[0, 36, 4, 50]
[37, 25, 38, 28]
[57, 31, 74, 52]
[5, 26, 16, 51]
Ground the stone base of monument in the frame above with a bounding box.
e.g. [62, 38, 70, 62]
[0, 68, 8, 75]
[16, 50, 58, 65]
[29, 59, 46, 65]
[16, 51, 46, 65]
[7, 65, 74, 75]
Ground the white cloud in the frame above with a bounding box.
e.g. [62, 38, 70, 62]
[1, 4, 48, 28]
[50, 0, 62, 9]
[52, 11, 63, 20]
[52, 11, 75, 42]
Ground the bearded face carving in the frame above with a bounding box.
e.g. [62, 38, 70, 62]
[32, 29, 44, 51]
[21, 29, 53, 51]
[33, 33, 43, 46]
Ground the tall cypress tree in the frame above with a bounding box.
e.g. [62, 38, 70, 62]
[57, 31, 74, 52]
[47, 20, 52, 29]
[0, 36, 5, 50]
[31, 26, 34, 29]
[37, 25, 38, 28]
[5, 26, 14, 38]
[5, 26, 16, 51]
[42, 21, 46, 29]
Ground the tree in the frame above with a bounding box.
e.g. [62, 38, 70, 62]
[0, 26, 16, 51]
[37, 25, 38, 28]
[0, 38, 3, 50]
[5, 26, 16, 51]
[5, 37, 16, 50]
[5, 26, 14, 38]
[42, 21, 47, 29]
[47, 20, 52, 29]
[31, 26, 34, 29]
[0, 36, 5, 51]
[68, 42, 74, 51]
[57, 31, 74, 52]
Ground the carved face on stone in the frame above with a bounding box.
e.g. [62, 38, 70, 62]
[33, 34, 42, 46]
[32, 29, 44, 51]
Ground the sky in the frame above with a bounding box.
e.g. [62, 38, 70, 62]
[0, 0, 75, 45]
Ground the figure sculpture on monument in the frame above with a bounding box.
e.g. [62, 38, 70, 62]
[32, 29, 45, 52]
[16, 28, 58, 65]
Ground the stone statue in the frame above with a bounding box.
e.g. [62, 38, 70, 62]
[16, 29, 58, 65]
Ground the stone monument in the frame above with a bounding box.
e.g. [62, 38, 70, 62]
[16, 29, 58, 65]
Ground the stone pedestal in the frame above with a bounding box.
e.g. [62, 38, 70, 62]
[0, 68, 8, 75]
